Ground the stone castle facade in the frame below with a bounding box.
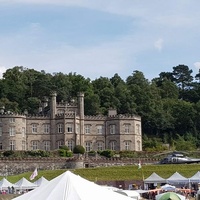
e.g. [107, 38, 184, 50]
[0, 92, 142, 152]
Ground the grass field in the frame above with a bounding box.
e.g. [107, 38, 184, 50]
[2, 163, 200, 183]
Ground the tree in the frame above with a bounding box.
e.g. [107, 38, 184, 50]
[158, 78, 179, 99]
[84, 93, 101, 115]
[171, 100, 196, 136]
[172, 64, 193, 90]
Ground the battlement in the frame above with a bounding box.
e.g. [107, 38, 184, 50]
[26, 114, 50, 119]
[55, 112, 76, 119]
[108, 114, 141, 120]
[84, 115, 106, 120]
[0, 113, 26, 117]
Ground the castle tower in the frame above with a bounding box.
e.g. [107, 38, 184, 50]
[77, 92, 84, 146]
[50, 91, 57, 149]
[50, 92, 57, 119]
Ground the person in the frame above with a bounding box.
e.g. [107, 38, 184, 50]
[11, 186, 15, 194]
[8, 186, 11, 194]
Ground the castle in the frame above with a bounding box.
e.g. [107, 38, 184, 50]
[0, 92, 142, 152]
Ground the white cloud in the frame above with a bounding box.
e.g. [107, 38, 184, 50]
[154, 38, 164, 51]
[194, 62, 200, 69]
[0, 66, 7, 78]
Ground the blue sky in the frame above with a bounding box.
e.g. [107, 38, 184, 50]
[0, 0, 200, 81]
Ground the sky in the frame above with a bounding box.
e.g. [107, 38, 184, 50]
[0, 0, 200, 81]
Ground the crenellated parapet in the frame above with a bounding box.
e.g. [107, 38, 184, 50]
[26, 114, 50, 119]
[0, 113, 26, 118]
[56, 102, 77, 107]
[84, 115, 106, 120]
[107, 114, 141, 120]
[55, 112, 75, 119]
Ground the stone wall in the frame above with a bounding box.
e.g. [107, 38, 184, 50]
[0, 157, 84, 176]
[0, 156, 159, 176]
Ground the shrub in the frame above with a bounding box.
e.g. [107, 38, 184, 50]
[58, 149, 66, 157]
[73, 145, 85, 154]
[100, 150, 115, 158]
[66, 151, 73, 157]
[3, 150, 15, 157]
[25, 150, 50, 157]
[59, 145, 69, 151]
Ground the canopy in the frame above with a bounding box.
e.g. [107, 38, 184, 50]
[33, 176, 49, 187]
[14, 177, 37, 190]
[116, 190, 141, 200]
[0, 178, 17, 190]
[156, 192, 185, 200]
[189, 171, 200, 183]
[144, 172, 166, 184]
[101, 185, 120, 191]
[166, 172, 188, 184]
[12, 171, 133, 200]
[161, 184, 176, 192]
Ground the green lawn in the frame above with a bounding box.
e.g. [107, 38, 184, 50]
[3, 164, 200, 183]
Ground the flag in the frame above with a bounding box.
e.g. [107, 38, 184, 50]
[30, 168, 38, 180]
[138, 160, 142, 169]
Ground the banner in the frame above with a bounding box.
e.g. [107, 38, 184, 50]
[30, 168, 38, 180]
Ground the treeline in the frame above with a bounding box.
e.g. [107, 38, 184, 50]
[1, 65, 200, 151]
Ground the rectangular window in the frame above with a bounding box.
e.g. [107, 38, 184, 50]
[0, 127, 2, 136]
[10, 140, 15, 150]
[109, 125, 115, 134]
[67, 124, 73, 133]
[97, 141, 104, 151]
[125, 124, 130, 134]
[57, 140, 63, 149]
[57, 124, 63, 133]
[44, 124, 50, 134]
[32, 141, 38, 150]
[110, 141, 116, 150]
[67, 140, 74, 151]
[22, 141, 26, 150]
[22, 127, 25, 137]
[85, 125, 90, 134]
[0, 142, 2, 150]
[9, 118, 15, 123]
[125, 141, 130, 150]
[44, 141, 50, 151]
[85, 142, 91, 152]
[97, 125, 103, 134]
[9, 127, 15, 136]
[32, 124, 37, 133]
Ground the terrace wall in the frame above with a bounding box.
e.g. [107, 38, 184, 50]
[0, 156, 160, 190]
[0, 156, 159, 176]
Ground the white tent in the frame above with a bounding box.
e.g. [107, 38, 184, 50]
[14, 177, 38, 190]
[144, 172, 166, 184]
[0, 178, 17, 190]
[166, 172, 188, 184]
[155, 192, 185, 200]
[189, 171, 200, 183]
[101, 185, 120, 191]
[116, 190, 141, 200]
[12, 171, 133, 200]
[33, 176, 49, 187]
[161, 184, 176, 192]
